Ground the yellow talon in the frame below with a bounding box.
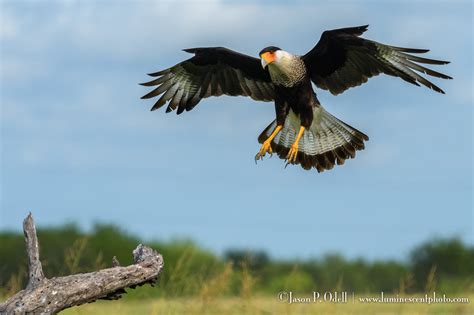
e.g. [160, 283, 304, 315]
[255, 125, 283, 161]
[286, 126, 305, 164]
[286, 144, 299, 163]
[261, 140, 273, 155]
[255, 140, 273, 160]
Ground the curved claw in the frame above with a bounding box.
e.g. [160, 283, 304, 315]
[255, 140, 273, 161]
[286, 144, 299, 163]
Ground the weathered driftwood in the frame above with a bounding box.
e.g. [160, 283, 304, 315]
[0, 213, 164, 314]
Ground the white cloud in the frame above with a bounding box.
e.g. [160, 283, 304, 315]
[0, 6, 18, 39]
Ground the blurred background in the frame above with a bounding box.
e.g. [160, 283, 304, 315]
[1, 0, 472, 310]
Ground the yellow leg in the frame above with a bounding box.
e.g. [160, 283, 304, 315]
[286, 126, 305, 163]
[255, 125, 283, 160]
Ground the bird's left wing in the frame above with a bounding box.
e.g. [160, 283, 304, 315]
[302, 25, 452, 95]
[141, 47, 274, 114]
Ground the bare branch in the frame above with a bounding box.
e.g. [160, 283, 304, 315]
[23, 212, 45, 289]
[0, 213, 164, 314]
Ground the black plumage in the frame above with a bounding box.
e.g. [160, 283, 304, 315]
[303, 25, 452, 95]
[141, 47, 274, 114]
[141, 25, 451, 172]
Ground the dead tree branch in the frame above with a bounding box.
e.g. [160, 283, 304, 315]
[0, 213, 164, 314]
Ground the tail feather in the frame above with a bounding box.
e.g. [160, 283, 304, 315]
[258, 107, 368, 172]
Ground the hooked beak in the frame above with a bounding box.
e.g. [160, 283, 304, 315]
[260, 52, 276, 69]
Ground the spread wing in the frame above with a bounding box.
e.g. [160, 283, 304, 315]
[141, 47, 275, 114]
[303, 25, 452, 95]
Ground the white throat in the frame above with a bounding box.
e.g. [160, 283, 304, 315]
[267, 50, 306, 87]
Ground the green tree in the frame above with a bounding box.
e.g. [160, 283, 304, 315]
[410, 238, 474, 292]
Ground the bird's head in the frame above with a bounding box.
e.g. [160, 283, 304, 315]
[259, 46, 284, 69]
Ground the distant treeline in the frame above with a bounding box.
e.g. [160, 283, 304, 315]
[1, 224, 473, 298]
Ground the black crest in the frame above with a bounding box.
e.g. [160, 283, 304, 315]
[259, 46, 282, 56]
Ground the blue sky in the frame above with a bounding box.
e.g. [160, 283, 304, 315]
[1, 0, 472, 261]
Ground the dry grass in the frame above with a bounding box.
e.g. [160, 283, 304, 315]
[61, 295, 473, 315]
[61, 261, 473, 315]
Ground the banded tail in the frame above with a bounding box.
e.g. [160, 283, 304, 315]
[258, 106, 369, 172]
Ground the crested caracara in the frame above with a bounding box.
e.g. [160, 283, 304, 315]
[141, 25, 451, 172]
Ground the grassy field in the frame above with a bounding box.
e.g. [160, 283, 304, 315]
[62, 295, 473, 315]
[2, 229, 472, 314]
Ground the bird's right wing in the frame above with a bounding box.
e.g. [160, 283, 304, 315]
[141, 47, 275, 114]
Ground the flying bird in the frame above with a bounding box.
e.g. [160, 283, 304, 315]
[141, 25, 451, 172]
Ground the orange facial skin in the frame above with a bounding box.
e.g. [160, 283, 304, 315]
[261, 51, 276, 64]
